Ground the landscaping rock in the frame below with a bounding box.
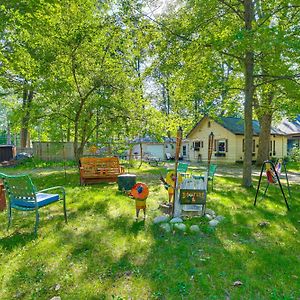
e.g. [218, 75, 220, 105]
[190, 225, 200, 233]
[50, 297, 61, 300]
[160, 223, 171, 233]
[215, 215, 225, 222]
[209, 219, 219, 227]
[14, 291, 24, 299]
[153, 215, 169, 224]
[205, 209, 216, 218]
[258, 221, 269, 227]
[205, 214, 213, 220]
[170, 217, 183, 223]
[54, 284, 61, 291]
[174, 223, 187, 232]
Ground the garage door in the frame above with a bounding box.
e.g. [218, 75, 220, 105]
[146, 145, 164, 159]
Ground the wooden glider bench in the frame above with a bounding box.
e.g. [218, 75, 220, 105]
[79, 157, 125, 185]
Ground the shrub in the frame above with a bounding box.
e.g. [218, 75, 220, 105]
[289, 147, 300, 162]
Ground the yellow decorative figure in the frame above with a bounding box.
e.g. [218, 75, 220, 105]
[165, 171, 183, 203]
[89, 145, 98, 154]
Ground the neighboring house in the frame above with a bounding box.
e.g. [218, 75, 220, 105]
[129, 136, 176, 160]
[184, 116, 287, 163]
[276, 115, 300, 152]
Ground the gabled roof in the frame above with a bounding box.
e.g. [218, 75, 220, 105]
[186, 116, 285, 137]
[218, 117, 284, 135]
[276, 115, 300, 135]
[131, 135, 176, 144]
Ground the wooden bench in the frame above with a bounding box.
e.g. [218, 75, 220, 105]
[79, 157, 125, 185]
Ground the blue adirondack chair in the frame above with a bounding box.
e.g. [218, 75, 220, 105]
[0, 173, 67, 235]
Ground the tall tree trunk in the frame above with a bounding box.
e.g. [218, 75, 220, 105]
[138, 142, 143, 168]
[20, 86, 34, 148]
[243, 0, 255, 188]
[6, 121, 11, 144]
[74, 118, 80, 161]
[256, 113, 272, 165]
[67, 121, 71, 142]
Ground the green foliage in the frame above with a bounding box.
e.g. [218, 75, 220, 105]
[289, 147, 300, 162]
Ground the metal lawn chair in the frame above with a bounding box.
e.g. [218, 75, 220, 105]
[0, 173, 67, 235]
[177, 162, 189, 177]
[207, 164, 217, 191]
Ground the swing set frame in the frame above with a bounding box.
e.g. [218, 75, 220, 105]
[254, 160, 291, 210]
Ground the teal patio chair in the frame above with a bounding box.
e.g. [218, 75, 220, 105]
[0, 173, 67, 235]
[207, 164, 217, 191]
[177, 162, 189, 177]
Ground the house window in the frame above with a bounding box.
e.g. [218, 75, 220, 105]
[217, 140, 226, 153]
[242, 139, 245, 152]
[194, 141, 201, 151]
[201, 141, 204, 148]
[252, 139, 255, 153]
[273, 140, 276, 156]
[214, 139, 228, 157]
[183, 145, 187, 156]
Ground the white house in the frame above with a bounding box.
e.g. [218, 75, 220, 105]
[277, 115, 300, 152]
[183, 116, 287, 163]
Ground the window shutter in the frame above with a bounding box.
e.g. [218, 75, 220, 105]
[252, 139, 255, 152]
[214, 140, 216, 151]
[225, 139, 228, 152]
[242, 139, 245, 152]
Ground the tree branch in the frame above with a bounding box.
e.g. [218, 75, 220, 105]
[257, 5, 300, 27]
[217, 0, 244, 21]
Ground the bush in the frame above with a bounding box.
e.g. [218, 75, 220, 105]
[289, 147, 300, 162]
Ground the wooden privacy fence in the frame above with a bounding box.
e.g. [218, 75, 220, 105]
[33, 142, 74, 161]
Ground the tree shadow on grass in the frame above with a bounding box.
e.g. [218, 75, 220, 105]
[0, 232, 35, 251]
[1, 168, 299, 299]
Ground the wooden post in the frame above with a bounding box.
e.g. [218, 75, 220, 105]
[208, 132, 214, 169]
[172, 127, 183, 217]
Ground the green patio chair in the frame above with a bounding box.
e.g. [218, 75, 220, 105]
[207, 164, 217, 191]
[0, 173, 67, 235]
[177, 162, 189, 177]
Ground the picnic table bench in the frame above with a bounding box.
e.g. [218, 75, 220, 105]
[79, 157, 125, 185]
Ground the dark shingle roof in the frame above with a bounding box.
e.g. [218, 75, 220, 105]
[217, 117, 285, 135]
[276, 115, 300, 135]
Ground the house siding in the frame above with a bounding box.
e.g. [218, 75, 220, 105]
[186, 117, 288, 163]
[187, 117, 237, 163]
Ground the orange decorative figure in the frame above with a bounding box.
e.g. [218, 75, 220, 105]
[130, 183, 149, 219]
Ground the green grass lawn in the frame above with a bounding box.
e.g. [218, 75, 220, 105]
[0, 163, 299, 299]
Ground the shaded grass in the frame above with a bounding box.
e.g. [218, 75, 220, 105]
[0, 164, 299, 299]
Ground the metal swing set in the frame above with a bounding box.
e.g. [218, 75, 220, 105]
[254, 159, 291, 210]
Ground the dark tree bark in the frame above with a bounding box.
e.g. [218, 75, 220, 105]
[242, 0, 255, 188]
[255, 89, 275, 165]
[20, 86, 34, 148]
[138, 142, 143, 168]
[256, 113, 272, 165]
